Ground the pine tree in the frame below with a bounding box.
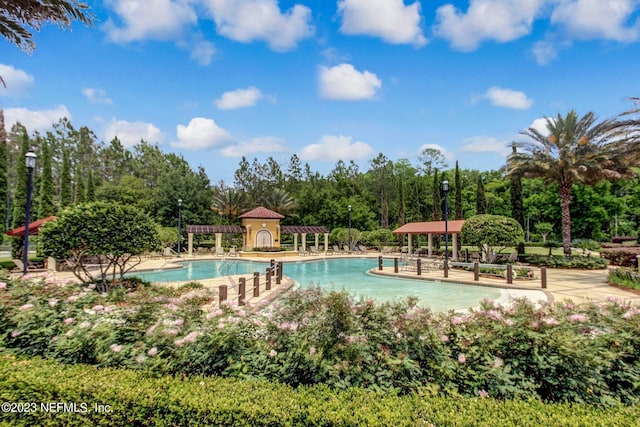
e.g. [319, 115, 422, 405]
[74, 165, 86, 204]
[59, 150, 72, 208]
[454, 161, 463, 220]
[476, 175, 487, 215]
[37, 138, 56, 218]
[10, 129, 30, 257]
[0, 110, 7, 237]
[86, 169, 95, 202]
[510, 144, 525, 228]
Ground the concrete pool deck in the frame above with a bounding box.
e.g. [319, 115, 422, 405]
[29, 252, 640, 308]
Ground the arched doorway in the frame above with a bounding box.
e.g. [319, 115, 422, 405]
[255, 229, 272, 248]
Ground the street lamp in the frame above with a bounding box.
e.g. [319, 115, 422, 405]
[177, 199, 182, 257]
[442, 179, 449, 278]
[348, 205, 352, 251]
[23, 149, 37, 276]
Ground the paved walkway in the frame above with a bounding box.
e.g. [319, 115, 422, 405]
[26, 253, 640, 308]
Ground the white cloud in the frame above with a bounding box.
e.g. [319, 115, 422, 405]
[528, 117, 551, 135]
[460, 137, 511, 156]
[531, 39, 559, 65]
[215, 87, 264, 110]
[103, 0, 197, 43]
[483, 86, 533, 110]
[299, 135, 375, 162]
[319, 63, 382, 101]
[220, 136, 287, 157]
[172, 117, 233, 149]
[202, 0, 314, 51]
[188, 39, 216, 65]
[433, 0, 545, 51]
[338, 0, 427, 46]
[0, 64, 34, 97]
[104, 118, 164, 147]
[3, 105, 71, 133]
[551, 0, 640, 42]
[82, 88, 113, 105]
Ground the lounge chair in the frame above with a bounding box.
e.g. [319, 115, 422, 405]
[12, 258, 45, 272]
[358, 245, 369, 253]
[343, 245, 353, 254]
[228, 247, 238, 257]
[215, 247, 225, 257]
[333, 245, 343, 254]
[309, 246, 320, 256]
[298, 247, 309, 256]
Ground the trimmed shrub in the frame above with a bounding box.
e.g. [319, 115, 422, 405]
[1, 356, 639, 427]
[521, 255, 608, 269]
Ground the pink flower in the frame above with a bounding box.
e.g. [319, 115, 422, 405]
[458, 353, 467, 364]
[542, 317, 559, 326]
[64, 318, 74, 325]
[147, 347, 158, 357]
[440, 335, 449, 343]
[622, 308, 640, 319]
[452, 316, 467, 325]
[269, 349, 277, 358]
[345, 335, 357, 344]
[92, 305, 104, 312]
[568, 314, 588, 323]
[66, 295, 78, 303]
[19, 303, 35, 311]
[110, 344, 122, 353]
[478, 390, 489, 398]
[309, 346, 316, 356]
[206, 309, 223, 320]
[48, 298, 58, 307]
[0, 282, 7, 289]
[79, 321, 91, 329]
[174, 331, 200, 347]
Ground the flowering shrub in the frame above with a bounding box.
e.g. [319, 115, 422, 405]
[1, 272, 639, 406]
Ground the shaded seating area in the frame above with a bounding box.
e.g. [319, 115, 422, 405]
[393, 220, 465, 261]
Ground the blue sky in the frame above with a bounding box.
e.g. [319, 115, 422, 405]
[1, 0, 640, 183]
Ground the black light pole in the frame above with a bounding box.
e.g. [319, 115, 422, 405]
[348, 205, 352, 251]
[177, 199, 182, 257]
[23, 149, 37, 276]
[442, 179, 449, 278]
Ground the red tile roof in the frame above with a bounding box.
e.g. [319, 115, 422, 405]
[238, 206, 285, 219]
[393, 220, 465, 234]
[6, 216, 57, 236]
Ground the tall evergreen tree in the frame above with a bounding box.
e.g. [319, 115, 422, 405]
[476, 175, 487, 215]
[37, 137, 56, 218]
[86, 169, 95, 202]
[510, 144, 525, 228]
[60, 150, 72, 208]
[432, 169, 441, 220]
[454, 161, 463, 220]
[10, 129, 30, 257]
[0, 110, 7, 237]
[75, 165, 86, 204]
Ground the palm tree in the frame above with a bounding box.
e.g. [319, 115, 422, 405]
[260, 188, 297, 217]
[507, 110, 640, 256]
[211, 188, 249, 225]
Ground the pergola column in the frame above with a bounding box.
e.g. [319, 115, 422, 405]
[427, 233, 433, 257]
[188, 233, 193, 255]
[324, 233, 329, 253]
[301, 233, 307, 250]
[314, 233, 319, 249]
[215, 233, 222, 250]
[293, 233, 299, 251]
[452, 233, 458, 261]
[407, 234, 413, 254]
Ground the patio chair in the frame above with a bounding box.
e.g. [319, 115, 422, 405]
[358, 245, 369, 253]
[309, 246, 321, 256]
[228, 247, 238, 257]
[333, 245, 344, 254]
[343, 245, 353, 254]
[12, 258, 45, 272]
[215, 247, 225, 257]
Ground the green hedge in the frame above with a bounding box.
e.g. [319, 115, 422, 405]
[0, 356, 638, 427]
[521, 255, 608, 269]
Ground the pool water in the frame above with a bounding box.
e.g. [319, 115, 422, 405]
[133, 258, 502, 311]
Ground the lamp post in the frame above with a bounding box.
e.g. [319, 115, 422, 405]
[23, 149, 37, 276]
[442, 179, 449, 278]
[177, 198, 182, 257]
[348, 205, 352, 251]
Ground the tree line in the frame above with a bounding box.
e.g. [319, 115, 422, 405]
[2, 107, 640, 255]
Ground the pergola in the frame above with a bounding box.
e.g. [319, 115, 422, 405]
[392, 220, 465, 261]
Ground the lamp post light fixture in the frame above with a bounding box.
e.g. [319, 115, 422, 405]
[23, 149, 37, 276]
[348, 205, 352, 251]
[177, 198, 182, 257]
[442, 179, 449, 278]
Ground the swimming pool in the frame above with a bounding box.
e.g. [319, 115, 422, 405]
[133, 258, 504, 311]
